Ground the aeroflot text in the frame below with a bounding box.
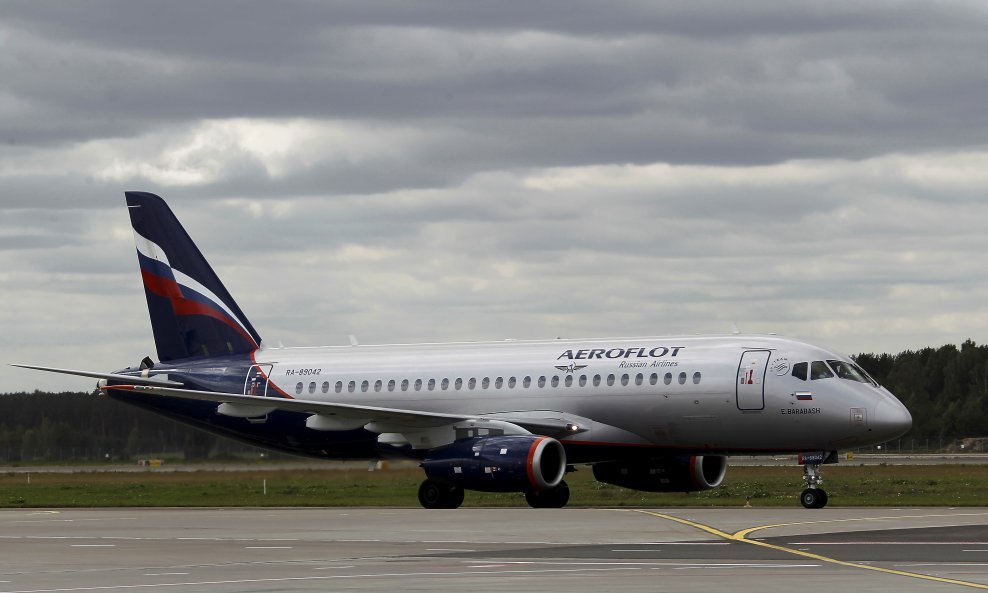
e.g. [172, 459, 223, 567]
[557, 347, 685, 360]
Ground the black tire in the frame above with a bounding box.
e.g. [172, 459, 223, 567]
[800, 488, 827, 509]
[418, 479, 463, 509]
[445, 485, 465, 509]
[525, 481, 570, 509]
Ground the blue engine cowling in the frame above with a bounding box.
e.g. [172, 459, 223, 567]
[421, 435, 567, 493]
[592, 455, 727, 492]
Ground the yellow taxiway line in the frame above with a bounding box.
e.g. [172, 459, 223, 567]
[625, 509, 988, 590]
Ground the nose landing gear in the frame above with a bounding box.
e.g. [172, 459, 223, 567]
[798, 451, 836, 509]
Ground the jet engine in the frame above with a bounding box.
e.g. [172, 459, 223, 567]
[421, 435, 566, 493]
[592, 455, 727, 492]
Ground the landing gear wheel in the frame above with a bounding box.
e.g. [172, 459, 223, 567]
[525, 481, 570, 509]
[799, 460, 829, 509]
[418, 479, 464, 509]
[800, 488, 828, 509]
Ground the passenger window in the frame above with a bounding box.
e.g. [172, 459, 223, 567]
[538, 376, 546, 388]
[593, 374, 601, 386]
[664, 373, 672, 385]
[565, 375, 573, 387]
[335, 381, 343, 394]
[650, 373, 658, 385]
[388, 379, 396, 392]
[361, 380, 369, 393]
[508, 377, 516, 388]
[579, 375, 587, 387]
[810, 361, 834, 380]
[295, 382, 303, 395]
[693, 372, 701, 384]
[309, 382, 316, 394]
[523, 376, 531, 388]
[374, 380, 382, 392]
[414, 379, 423, 391]
[401, 379, 409, 391]
[621, 374, 629, 386]
[791, 362, 808, 381]
[678, 372, 687, 385]
[607, 374, 615, 386]
[468, 378, 477, 389]
[482, 377, 490, 389]
[321, 381, 329, 394]
[348, 380, 356, 393]
[550, 375, 558, 387]
[455, 378, 463, 390]
[441, 378, 449, 390]
[635, 373, 643, 386]
[495, 377, 504, 389]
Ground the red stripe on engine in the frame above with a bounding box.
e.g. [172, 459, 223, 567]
[526, 437, 545, 491]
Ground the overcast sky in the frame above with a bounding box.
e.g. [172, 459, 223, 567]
[3, 1, 988, 393]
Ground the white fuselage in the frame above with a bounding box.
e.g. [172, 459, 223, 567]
[250, 334, 910, 455]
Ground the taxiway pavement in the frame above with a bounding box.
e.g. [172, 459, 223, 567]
[2, 507, 988, 592]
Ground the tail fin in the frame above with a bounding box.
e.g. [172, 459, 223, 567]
[126, 191, 262, 362]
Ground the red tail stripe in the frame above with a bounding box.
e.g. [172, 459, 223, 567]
[141, 268, 257, 347]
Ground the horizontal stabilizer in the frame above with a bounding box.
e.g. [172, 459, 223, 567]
[10, 364, 184, 387]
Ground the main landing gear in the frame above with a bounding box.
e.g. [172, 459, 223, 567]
[798, 451, 836, 509]
[525, 481, 570, 509]
[418, 479, 465, 509]
[416, 479, 572, 509]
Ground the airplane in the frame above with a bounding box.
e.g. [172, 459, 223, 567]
[14, 191, 912, 510]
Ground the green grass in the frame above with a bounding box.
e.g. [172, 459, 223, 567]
[1, 465, 986, 508]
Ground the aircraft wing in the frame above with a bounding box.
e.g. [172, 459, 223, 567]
[104, 384, 470, 428]
[103, 384, 587, 436]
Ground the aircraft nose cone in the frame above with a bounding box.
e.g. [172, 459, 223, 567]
[872, 398, 912, 440]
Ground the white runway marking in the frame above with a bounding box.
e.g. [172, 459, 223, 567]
[244, 546, 292, 549]
[0, 566, 643, 592]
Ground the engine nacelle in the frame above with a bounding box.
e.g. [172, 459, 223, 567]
[421, 435, 566, 493]
[592, 455, 727, 492]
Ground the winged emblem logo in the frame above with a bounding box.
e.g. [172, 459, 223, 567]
[555, 363, 588, 374]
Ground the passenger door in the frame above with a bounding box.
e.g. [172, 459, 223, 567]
[737, 350, 770, 411]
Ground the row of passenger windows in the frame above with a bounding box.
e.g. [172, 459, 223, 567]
[294, 371, 703, 395]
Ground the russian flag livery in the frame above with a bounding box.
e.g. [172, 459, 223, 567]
[126, 191, 261, 361]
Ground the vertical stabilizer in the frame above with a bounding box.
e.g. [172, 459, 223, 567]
[126, 191, 262, 361]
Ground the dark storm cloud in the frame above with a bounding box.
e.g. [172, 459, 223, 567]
[3, 0, 988, 170]
[3, 1, 988, 392]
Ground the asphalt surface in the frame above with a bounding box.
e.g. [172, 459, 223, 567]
[2, 507, 988, 592]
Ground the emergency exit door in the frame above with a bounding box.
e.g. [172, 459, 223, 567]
[737, 350, 770, 411]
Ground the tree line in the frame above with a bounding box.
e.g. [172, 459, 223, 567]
[1, 340, 986, 462]
[855, 339, 988, 447]
[0, 391, 274, 463]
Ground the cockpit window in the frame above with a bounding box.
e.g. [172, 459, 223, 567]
[791, 362, 808, 381]
[827, 360, 877, 386]
[810, 360, 834, 380]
